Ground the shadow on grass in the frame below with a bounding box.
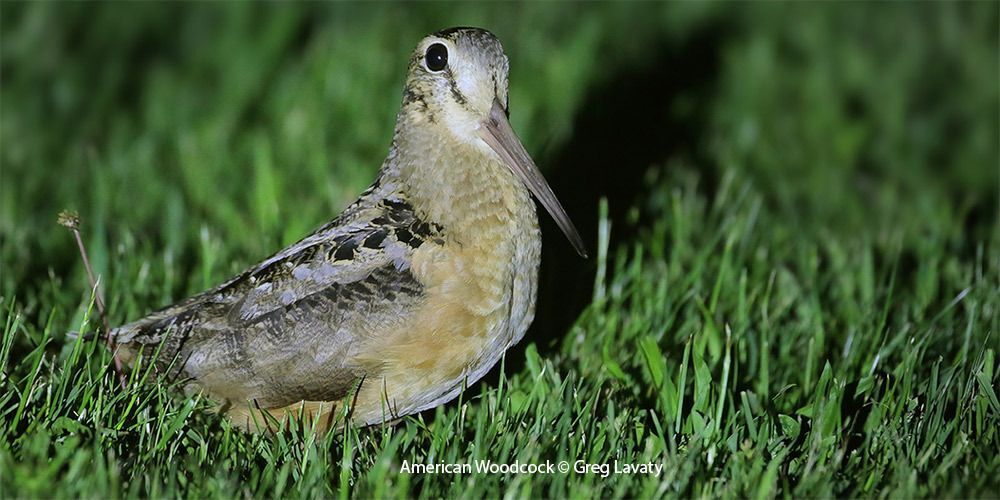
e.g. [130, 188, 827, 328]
[483, 18, 735, 386]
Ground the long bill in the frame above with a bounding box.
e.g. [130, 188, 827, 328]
[477, 98, 588, 258]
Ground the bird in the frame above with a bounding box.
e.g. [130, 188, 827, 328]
[110, 26, 586, 432]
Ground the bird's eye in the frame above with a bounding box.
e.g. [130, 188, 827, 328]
[424, 43, 448, 72]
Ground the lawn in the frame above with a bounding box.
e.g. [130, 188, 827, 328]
[1, 2, 998, 498]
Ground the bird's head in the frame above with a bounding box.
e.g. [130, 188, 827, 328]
[396, 27, 586, 258]
[402, 27, 509, 135]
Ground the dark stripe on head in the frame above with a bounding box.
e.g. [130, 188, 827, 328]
[403, 86, 434, 122]
[434, 26, 491, 39]
[445, 68, 467, 106]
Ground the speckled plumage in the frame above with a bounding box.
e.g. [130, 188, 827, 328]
[111, 27, 583, 431]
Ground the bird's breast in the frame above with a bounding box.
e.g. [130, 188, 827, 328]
[352, 153, 542, 422]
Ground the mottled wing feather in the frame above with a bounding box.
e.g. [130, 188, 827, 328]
[113, 188, 443, 409]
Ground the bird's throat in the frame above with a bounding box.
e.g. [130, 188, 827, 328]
[387, 128, 538, 250]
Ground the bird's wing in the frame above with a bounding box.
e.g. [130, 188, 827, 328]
[112, 190, 443, 408]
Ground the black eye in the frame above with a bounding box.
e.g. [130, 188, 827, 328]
[424, 43, 448, 72]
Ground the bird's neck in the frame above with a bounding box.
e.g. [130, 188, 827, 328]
[383, 118, 537, 245]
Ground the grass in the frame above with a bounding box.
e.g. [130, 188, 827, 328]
[2, 2, 998, 498]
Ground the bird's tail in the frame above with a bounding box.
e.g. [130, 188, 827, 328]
[65, 330, 98, 342]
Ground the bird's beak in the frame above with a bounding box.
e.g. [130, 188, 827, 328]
[478, 98, 588, 258]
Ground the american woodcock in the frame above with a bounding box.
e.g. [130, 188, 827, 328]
[111, 27, 586, 432]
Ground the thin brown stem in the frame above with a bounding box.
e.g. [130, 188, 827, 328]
[59, 210, 126, 388]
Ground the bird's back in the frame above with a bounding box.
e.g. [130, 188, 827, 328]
[113, 178, 442, 411]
